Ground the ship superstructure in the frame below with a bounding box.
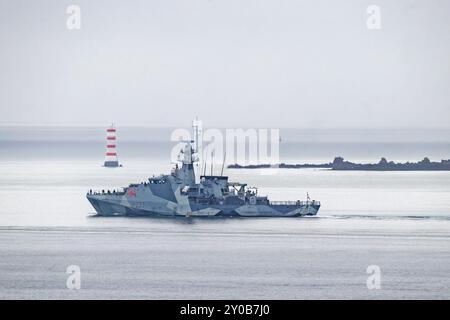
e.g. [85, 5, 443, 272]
[87, 122, 320, 217]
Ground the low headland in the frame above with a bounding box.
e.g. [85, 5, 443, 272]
[228, 157, 450, 171]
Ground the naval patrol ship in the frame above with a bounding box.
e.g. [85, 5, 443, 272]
[86, 124, 320, 218]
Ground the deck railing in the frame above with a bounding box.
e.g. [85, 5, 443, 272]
[270, 200, 320, 206]
[87, 190, 125, 196]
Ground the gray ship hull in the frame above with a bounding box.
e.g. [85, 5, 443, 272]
[86, 193, 320, 217]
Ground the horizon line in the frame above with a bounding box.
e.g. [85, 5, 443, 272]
[1, 122, 450, 131]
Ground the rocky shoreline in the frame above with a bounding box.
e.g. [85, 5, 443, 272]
[228, 157, 450, 171]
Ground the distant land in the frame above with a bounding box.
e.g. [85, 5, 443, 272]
[228, 157, 450, 171]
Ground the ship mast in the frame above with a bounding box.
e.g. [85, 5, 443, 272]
[192, 117, 202, 182]
[174, 118, 202, 186]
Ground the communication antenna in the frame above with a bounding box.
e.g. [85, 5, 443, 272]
[192, 117, 199, 153]
[220, 151, 226, 176]
[203, 152, 208, 176]
[210, 151, 214, 176]
[201, 159, 206, 176]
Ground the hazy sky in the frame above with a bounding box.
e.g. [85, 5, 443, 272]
[0, 0, 449, 128]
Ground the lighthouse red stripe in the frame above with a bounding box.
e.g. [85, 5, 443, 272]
[106, 152, 117, 156]
[107, 137, 116, 140]
[107, 129, 116, 132]
[107, 144, 116, 148]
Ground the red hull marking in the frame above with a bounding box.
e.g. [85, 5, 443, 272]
[127, 189, 137, 197]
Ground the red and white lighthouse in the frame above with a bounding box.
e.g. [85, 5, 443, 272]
[104, 124, 120, 167]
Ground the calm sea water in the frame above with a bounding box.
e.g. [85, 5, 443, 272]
[0, 126, 449, 226]
[0, 126, 449, 299]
